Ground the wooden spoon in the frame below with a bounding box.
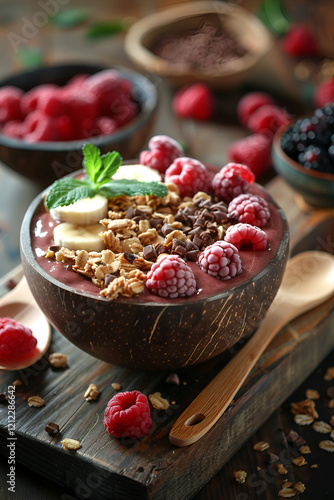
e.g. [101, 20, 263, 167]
[169, 251, 334, 447]
[0, 276, 51, 371]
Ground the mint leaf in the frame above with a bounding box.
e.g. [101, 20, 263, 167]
[45, 178, 95, 210]
[82, 143, 102, 183]
[95, 151, 123, 185]
[85, 20, 127, 39]
[98, 179, 167, 199]
[16, 47, 44, 69]
[50, 8, 89, 29]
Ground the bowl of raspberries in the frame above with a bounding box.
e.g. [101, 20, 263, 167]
[272, 104, 334, 208]
[21, 135, 289, 370]
[0, 63, 158, 186]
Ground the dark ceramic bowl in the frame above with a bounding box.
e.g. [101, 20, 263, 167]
[0, 64, 158, 186]
[20, 167, 289, 370]
[272, 124, 334, 208]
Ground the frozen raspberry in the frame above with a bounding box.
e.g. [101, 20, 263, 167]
[94, 116, 118, 136]
[247, 104, 291, 137]
[172, 83, 214, 121]
[104, 390, 152, 439]
[226, 133, 272, 178]
[197, 241, 242, 280]
[165, 157, 210, 198]
[37, 88, 66, 118]
[0, 317, 37, 359]
[228, 193, 270, 228]
[110, 94, 138, 127]
[0, 86, 23, 122]
[85, 69, 132, 115]
[146, 254, 197, 299]
[20, 84, 58, 117]
[1, 120, 25, 139]
[139, 135, 183, 175]
[314, 77, 334, 108]
[282, 25, 319, 58]
[56, 115, 77, 141]
[212, 163, 255, 203]
[237, 91, 275, 127]
[24, 113, 56, 142]
[224, 223, 268, 250]
[66, 73, 89, 89]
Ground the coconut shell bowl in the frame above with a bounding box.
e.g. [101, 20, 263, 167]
[20, 164, 289, 371]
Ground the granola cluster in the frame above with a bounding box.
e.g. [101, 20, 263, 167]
[49, 184, 233, 301]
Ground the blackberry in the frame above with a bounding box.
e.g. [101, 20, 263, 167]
[281, 103, 334, 174]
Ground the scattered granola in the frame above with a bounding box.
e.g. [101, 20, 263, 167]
[311, 464, 318, 468]
[111, 382, 121, 390]
[278, 487, 296, 497]
[61, 438, 81, 451]
[305, 389, 320, 400]
[278, 481, 306, 497]
[290, 399, 318, 419]
[45, 422, 60, 435]
[28, 395, 45, 407]
[149, 392, 169, 410]
[328, 399, 334, 408]
[84, 383, 100, 401]
[48, 353, 67, 368]
[331, 415, 334, 427]
[294, 414, 314, 425]
[312, 420, 332, 434]
[324, 366, 334, 381]
[12, 379, 22, 386]
[292, 456, 307, 466]
[276, 463, 288, 474]
[319, 440, 334, 452]
[253, 441, 270, 451]
[326, 386, 334, 399]
[233, 470, 247, 484]
[294, 482, 306, 494]
[299, 445, 311, 454]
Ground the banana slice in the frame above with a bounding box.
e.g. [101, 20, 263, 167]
[53, 223, 106, 252]
[49, 195, 108, 225]
[112, 164, 162, 182]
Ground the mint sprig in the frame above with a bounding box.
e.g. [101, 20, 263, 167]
[45, 144, 167, 211]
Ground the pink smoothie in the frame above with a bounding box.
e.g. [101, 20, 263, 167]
[31, 182, 287, 304]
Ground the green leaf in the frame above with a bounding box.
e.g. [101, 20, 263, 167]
[82, 144, 103, 184]
[258, 0, 290, 36]
[16, 47, 43, 69]
[45, 178, 95, 210]
[85, 20, 127, 39]
[50, 8, 89, 29]
[98, 179, 167, 199]
[95, 151, 123, 185]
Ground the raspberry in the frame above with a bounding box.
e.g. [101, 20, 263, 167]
[0, 317, 37, 359]
[228, 193, 270, 228]
[172, 83, 214, 121]
[247, 104, 291, 137]
[314, 77, 334, 108]
[165, 157, 210, 198]
[139, 135, 183, 175]
[237, 92, 275, 127]
[211, 163, 255, 203]
[37, 88, 66, 118]
[226, 133, 272, 178]
[224, 223, 268, 250]
[110, 94, 138, 127]
[94, 116, 118, 136]
[282, 25, 319, 58]
[146, 254, 197, 299]
[104, 390, 152, 439]
[20, 84, 58, 117]
[1, 120, 25, 139]
[84, 69, 132, 115]
[197, 241, 242, 280]
[24, 114, 56, 142]
[0, 86, 23, 122]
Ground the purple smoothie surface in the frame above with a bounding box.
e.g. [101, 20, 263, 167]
[30, 182, 286, 304]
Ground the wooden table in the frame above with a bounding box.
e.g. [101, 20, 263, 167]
[0, 1, 333, 499]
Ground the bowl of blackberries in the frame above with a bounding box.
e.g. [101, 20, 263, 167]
[0, 63, 158, 186]
[272, 103, 334, 208]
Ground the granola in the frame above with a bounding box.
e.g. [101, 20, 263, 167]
[290, 399, 318, 419]
[48, 353, 67, 368]
[28, 395, 45, 408]
[253, 441, 270, 452]
[149, 392, 169, 410]
[84, 383, 100, 401]
[233, 470, 247, 484]
[61, 438, 81, 451]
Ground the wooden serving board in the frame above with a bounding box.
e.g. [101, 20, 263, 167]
[0, 177, 333, 500]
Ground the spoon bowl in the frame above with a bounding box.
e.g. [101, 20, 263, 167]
[170, 250, 334, 446]
[0, 277, 51, 371]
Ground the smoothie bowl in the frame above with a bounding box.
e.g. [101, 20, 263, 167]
[20, 137, 289, 370]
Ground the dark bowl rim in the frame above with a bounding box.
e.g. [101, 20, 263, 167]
[0, 63, 159, 151]
[272, 121, 334, 182]
[20, 166, 289, 308]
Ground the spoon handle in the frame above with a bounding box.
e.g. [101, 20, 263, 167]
[169, 297, 292, 447]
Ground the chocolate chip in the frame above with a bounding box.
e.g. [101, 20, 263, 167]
[124, 252, 137, 263]
[166, 373, 180, 385]
[287, 430, 299, 443]
[161, 224, 175, 237]
[104, 274, 117, 287]
[133, 215, 146, 223]
[45, 422, 60, 435]
[174, 211, 188, 223]
[155, 243, 168, 255]
[143, 245, 157, 261]
[126, 206, 134, 218]
[194, 217, 206, 228]
[295, 437, 306, 447]
[265, 452, 279, 464]
[185, 249, 200, 261]
[6, 280, 16, 290]
[173, 245, 187, 257]
[326, 386, 334, 399]
[150, 218, 164, 229]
